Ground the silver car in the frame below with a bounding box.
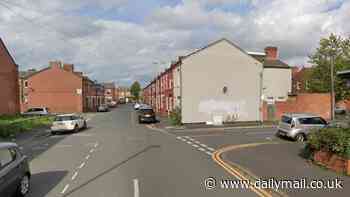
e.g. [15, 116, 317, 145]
[276, 113, 328, 142]
[22, 107, 49, 116]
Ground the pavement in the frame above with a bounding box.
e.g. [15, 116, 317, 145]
[23, 104, 257, 197]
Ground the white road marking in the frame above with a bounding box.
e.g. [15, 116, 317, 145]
[133, 179, 140, 197]
[186, 141, 193, 145]
[71, 172, 78, 180]
[78, 162, 86, 169]
[207, 147, 215, 152]
[176, 136, 183, 140]
[200, 144, 208, 148]
[94, 142, 99, 148]
[192, 144, 199, 148]
[89, 149, 95, 153]
[181, 138, 187, 142]
[206, 151, 213, 156]
[188, 138, 195, 141]
[85, 155, 90, 160]
[184, 136, 190, 139]
[198, 148, 206, 152]
[194, 140, 200, 144]
[61, 184, 70, 194]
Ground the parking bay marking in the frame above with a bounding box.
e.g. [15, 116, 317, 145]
[133, 179, 140, 197]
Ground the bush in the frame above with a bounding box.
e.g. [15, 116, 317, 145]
[169, 107, 182, 126]
[307, 127, 350, 159]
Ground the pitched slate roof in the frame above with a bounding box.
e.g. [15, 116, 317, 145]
[248, 51, 290, 69]
[263, 59, 290, 69]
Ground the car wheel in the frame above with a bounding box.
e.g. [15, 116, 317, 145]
[295, 133, 306, 142]
[74, 125, 79, 133]
[83, 121, 87, 129]
[138, 117, 142, 124]
[51, 131, 57, 135]
[16, 174, 30, 197]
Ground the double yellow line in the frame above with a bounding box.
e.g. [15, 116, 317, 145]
[212, 143, 281, 197]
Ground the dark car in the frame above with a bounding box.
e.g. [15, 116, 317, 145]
[97, 104, 109, 112]
[0, 143, 31, 197]
[137, 107, 156, 123]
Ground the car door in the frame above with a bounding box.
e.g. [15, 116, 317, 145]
[310, 117, 328, 130]
[0, 148, 20, 197]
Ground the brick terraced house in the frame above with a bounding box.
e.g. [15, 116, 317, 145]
[0, 38, 20, 115]
[20, 61, 105, 113]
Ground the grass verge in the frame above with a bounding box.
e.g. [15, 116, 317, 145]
[0, 115, 54, 138]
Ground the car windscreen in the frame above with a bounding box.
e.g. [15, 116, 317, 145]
[55, 116, 74, 121]
[281, 116, 292, 124]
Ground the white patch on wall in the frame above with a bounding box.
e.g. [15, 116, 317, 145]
[198, 99, 248, 122]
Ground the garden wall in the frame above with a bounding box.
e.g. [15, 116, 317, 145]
[263, 93, 331, 121]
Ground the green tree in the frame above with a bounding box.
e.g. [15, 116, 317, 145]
[308, 34, 350, 101]
[130, 81, 141, 100]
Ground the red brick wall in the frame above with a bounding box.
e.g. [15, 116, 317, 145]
[26, 66, 83, 113]
[263, 93, 331, 121]
[0, 39, 20, 115]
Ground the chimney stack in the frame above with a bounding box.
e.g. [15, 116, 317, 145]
[63, 64, 74, 72]
[264, 46, 278, 60]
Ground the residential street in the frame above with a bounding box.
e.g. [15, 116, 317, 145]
[24, 104, 257, 197]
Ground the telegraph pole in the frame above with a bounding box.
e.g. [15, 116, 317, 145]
[330, 43, 336, 120]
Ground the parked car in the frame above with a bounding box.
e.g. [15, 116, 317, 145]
[107, 101, 117, 108]
[335, 106, 347, 115]
[118, 98, 126, 104]
[276, 113, 328, 142]
[22, 107, 49, 116]
[51, 114, 87, 135]
[0, 142, 31, 197]
[137, 106, 156, 123]
[97, 104, 109, 112]
[134, 103, 141, 110]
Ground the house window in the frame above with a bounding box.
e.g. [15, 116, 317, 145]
[24, 95, 28, 104]
[296, 81, 301, 90]
[24, 81, 28, 88]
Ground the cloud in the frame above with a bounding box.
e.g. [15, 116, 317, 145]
[0, 0, 349, 86]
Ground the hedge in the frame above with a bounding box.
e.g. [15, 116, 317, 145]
[307, 127, 350, 159]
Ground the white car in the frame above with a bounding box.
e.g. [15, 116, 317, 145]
[51, 114, 87, 135]
[134, 103, 141, 110]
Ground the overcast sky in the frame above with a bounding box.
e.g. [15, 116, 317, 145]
[0, 0, 349, 86]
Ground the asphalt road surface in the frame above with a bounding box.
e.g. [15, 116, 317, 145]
[25, 104, 257, 197]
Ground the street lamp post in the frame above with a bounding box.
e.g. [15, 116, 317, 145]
[330, 43, 336, 120]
